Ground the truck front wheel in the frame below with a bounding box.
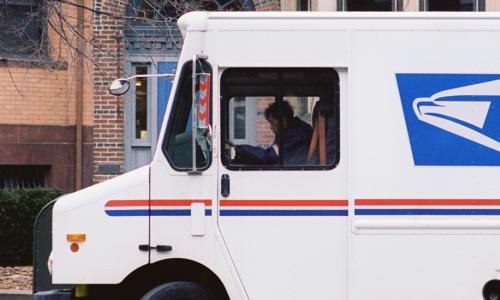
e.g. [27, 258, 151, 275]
[141, 281, 213, 300]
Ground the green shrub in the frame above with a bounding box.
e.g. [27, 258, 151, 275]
[0, 188, 63, 266]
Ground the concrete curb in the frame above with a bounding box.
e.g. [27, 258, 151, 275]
[0, 290, 33, 300]
[0, 296, 31, 300]
[0, 289, 31, 300]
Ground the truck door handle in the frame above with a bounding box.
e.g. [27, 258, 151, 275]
[138, 245, 172, 252]
[221, 174, 230, 198]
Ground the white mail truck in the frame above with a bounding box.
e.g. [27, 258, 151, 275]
[39, 11, 500, 300]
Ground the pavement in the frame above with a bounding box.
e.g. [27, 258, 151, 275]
[0, 289, 31, 300]
[0, 266, 32, 300]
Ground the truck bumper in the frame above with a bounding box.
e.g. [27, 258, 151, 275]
[33, 290, 71, 300]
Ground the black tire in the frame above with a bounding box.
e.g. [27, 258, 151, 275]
[141, 281, 212, 300]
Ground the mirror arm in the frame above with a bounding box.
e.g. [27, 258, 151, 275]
[123, 73, 175, 81]
[109, 73, 176, 96]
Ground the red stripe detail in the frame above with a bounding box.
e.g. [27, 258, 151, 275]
[355, 199, 500, 206]
[105, 199, 211, 207]
[151, 199, 212, 206]
[105, 200, 148, 207]
[220, 200, 348, 207]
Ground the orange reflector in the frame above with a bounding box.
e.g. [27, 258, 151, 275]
[67, 234, 86, 242]
[70, 243, 79, 252]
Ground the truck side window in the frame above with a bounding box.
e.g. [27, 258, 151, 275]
[221, 68, 339, 170]
[162, 60, 212, 171]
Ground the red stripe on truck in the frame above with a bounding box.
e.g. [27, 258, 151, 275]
[220, 200, 348, 207]
[355, 199, 500, 206]
[105, 199, 212, 207]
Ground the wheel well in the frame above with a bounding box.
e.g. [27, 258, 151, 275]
[87, 259, 230, 300]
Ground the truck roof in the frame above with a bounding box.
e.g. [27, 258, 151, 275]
[178, 11, 500, 33]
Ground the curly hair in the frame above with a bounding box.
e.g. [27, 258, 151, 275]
[264, 100, 294, 121]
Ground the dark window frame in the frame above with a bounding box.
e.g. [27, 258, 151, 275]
[220, 68, 340, 172]
[297, 0, 310, 11]
[0, 165, 50, 191]
[133, 65, 150, 141]
[161, 59, 213, 172]
[340, 0, 396, 11]
[421, 0, 484, 11]
[0, 0, 48, 60]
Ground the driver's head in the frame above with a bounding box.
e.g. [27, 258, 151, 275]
[264, 101, 294, 134]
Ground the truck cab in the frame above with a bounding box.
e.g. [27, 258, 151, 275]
[45, 11, 500, 300]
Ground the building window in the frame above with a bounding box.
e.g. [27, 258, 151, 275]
[230, 97, 249, 140]
[0, 165, 50, 191]
[421, 0, 484, 11]
[125, 0, 252, 23]
[342, 0, 396, 11]
[0, 0, 45, 59]
[297, 0, 310, 11]
[221, 68, 340, 170]
[134, 65, 149, 140]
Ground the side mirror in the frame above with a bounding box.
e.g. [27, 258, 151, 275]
[109, 79, 131, 96]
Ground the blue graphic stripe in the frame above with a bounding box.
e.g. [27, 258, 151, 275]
[151, 209, 188, 216]
[105, 209, 149, 216]
[106, 209, 212, 216]
[356, 209, 500, 216]
[220, 209, 348, 216]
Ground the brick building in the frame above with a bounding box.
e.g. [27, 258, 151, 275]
[0, 0, 497, 192]
[91, 0, 279, 185]
[0, 0, 94, 192]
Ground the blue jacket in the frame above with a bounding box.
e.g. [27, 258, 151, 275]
[235, 117, 312, 165]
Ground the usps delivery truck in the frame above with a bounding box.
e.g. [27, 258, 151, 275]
[38, 11, 500, 300]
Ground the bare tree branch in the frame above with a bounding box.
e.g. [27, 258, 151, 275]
[0, 0, 255, 97]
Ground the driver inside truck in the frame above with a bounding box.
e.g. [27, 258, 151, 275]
[227, 100, 312, 165]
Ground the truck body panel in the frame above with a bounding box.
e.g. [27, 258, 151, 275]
[50, 12, 500, 299]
